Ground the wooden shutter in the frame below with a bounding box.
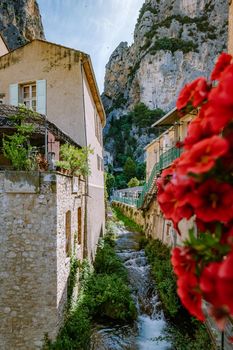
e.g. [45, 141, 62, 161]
[78, 207, 82, 245]
[9, 84, 19, 106]
[36, 80, 46, 114]
[65, 211, 71, 256]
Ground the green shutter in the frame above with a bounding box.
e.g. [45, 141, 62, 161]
[36, 80, 46, 114]
[9, 84, 19, 106]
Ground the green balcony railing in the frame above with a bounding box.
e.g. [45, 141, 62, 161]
[159, 147, 181, 170]
[112, 196, 138, 207]
[137, 146, 181, 208]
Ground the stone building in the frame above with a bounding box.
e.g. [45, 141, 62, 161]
[0, 104, 87, 349]
[0, 38, 106, 260]
[0, 39, 105, 349]
[140, 108, 196, 245]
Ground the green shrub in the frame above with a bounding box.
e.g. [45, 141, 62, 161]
[46, 229, 136, 349]
[145, 239, 180, 317]
[149, 37, 198, 55]
[2, 105, 38, 170]
[45, 307, 91, 350]
[94, 239, 127, 279]
[112, 206, 143, 233]
[82, 273, 137, 322]
[56, 144, 93, 177]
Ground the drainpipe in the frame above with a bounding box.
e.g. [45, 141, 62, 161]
[80, 57, 89, 260]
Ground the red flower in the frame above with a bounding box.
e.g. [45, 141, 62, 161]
[200, 262, 231, 329]
[209, 64, 233, 110]
[183, 108, 213, 149]
[196, 218, 217, 233]
[217, 250, 233, 315]
[211, 53, 232, 81]
[200, 262, 221, 306]
[177, 135, 229, 175]
[177, 77, 209, 110]
[202, 102, 233, 134]
[171, 247, 196, 277]
[192, 179, 233, 223]
[158, 179, 194, 229]
[177, 274, 205, 321]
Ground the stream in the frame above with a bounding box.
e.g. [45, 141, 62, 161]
[91, 225, 171, 350]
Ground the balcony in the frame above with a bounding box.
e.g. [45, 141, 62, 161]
[159, 147, 181, 170]
[137, 146, 181, 209]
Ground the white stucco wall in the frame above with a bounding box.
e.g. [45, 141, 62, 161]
[82, 70, 105, 260]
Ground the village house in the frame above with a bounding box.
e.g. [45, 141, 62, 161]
[0, 37, 106, 349]
[141, 108, 196, 245]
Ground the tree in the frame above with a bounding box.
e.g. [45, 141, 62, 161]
[136, 162, 146, 180]
[115, 174, 127, 189]
[123, 157, 137, 182]
[56, 144, 93, 177]
[131, 103, 165, 128]
[105, 172, 115, 197]
[128, 177, 140, 188]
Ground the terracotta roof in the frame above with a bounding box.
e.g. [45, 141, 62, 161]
[0, 104, 80, 147]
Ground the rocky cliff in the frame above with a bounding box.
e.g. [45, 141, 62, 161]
[0, 0, 45, 50]
[103, 0, 228, 167]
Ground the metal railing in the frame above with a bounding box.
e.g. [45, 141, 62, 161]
[159, 147, 181, 170]
[111, 196, 138, 207]
[112, 147, 181, 209]
[137, 147, 181, 208]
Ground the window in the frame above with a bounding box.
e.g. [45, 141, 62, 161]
[22, 83, 37, 111]
[65, 211, 71, 256]
[97, 155, 104, 171]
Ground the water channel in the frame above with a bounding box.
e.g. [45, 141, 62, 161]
[91, 225, 171, 350]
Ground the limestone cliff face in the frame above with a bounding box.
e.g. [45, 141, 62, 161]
[103, 0, 228, 165]
[104, 0, 228, 112]
[0, 0, 45, 50]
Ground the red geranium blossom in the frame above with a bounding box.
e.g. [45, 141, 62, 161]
[177, 77, 209, 110]
[177, 135, 229, 175]
[211, 53, 232, 81]
[171, 247, 196, 277]
[217, 250, 233, 315]
[177, 274, 205, 321]
[183, 108, 214, 149]
[202, 102, 233, 134]
[192, 179, 233, 223]
[209, 64, 233, 109]
[200, 262, 221, 306]
[158, 178, 194, 228]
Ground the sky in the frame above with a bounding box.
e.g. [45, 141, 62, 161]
[37, 0, 144, 93]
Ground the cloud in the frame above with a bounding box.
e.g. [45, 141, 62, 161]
[37, 0, 144, 92]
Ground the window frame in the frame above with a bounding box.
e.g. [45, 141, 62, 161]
[21, 83, 37, 111]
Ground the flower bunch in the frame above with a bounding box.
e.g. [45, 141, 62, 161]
[157, 53, 233, 328]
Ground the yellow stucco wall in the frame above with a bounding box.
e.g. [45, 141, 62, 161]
[0, 40, 86, 146]
[229, 1, 233, 54]
[145, 112, 193, 179]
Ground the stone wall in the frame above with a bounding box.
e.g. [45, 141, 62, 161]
[0, 171, 84, 349]
[112, 201, 145, 229]
[112, 200, 186, 247]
